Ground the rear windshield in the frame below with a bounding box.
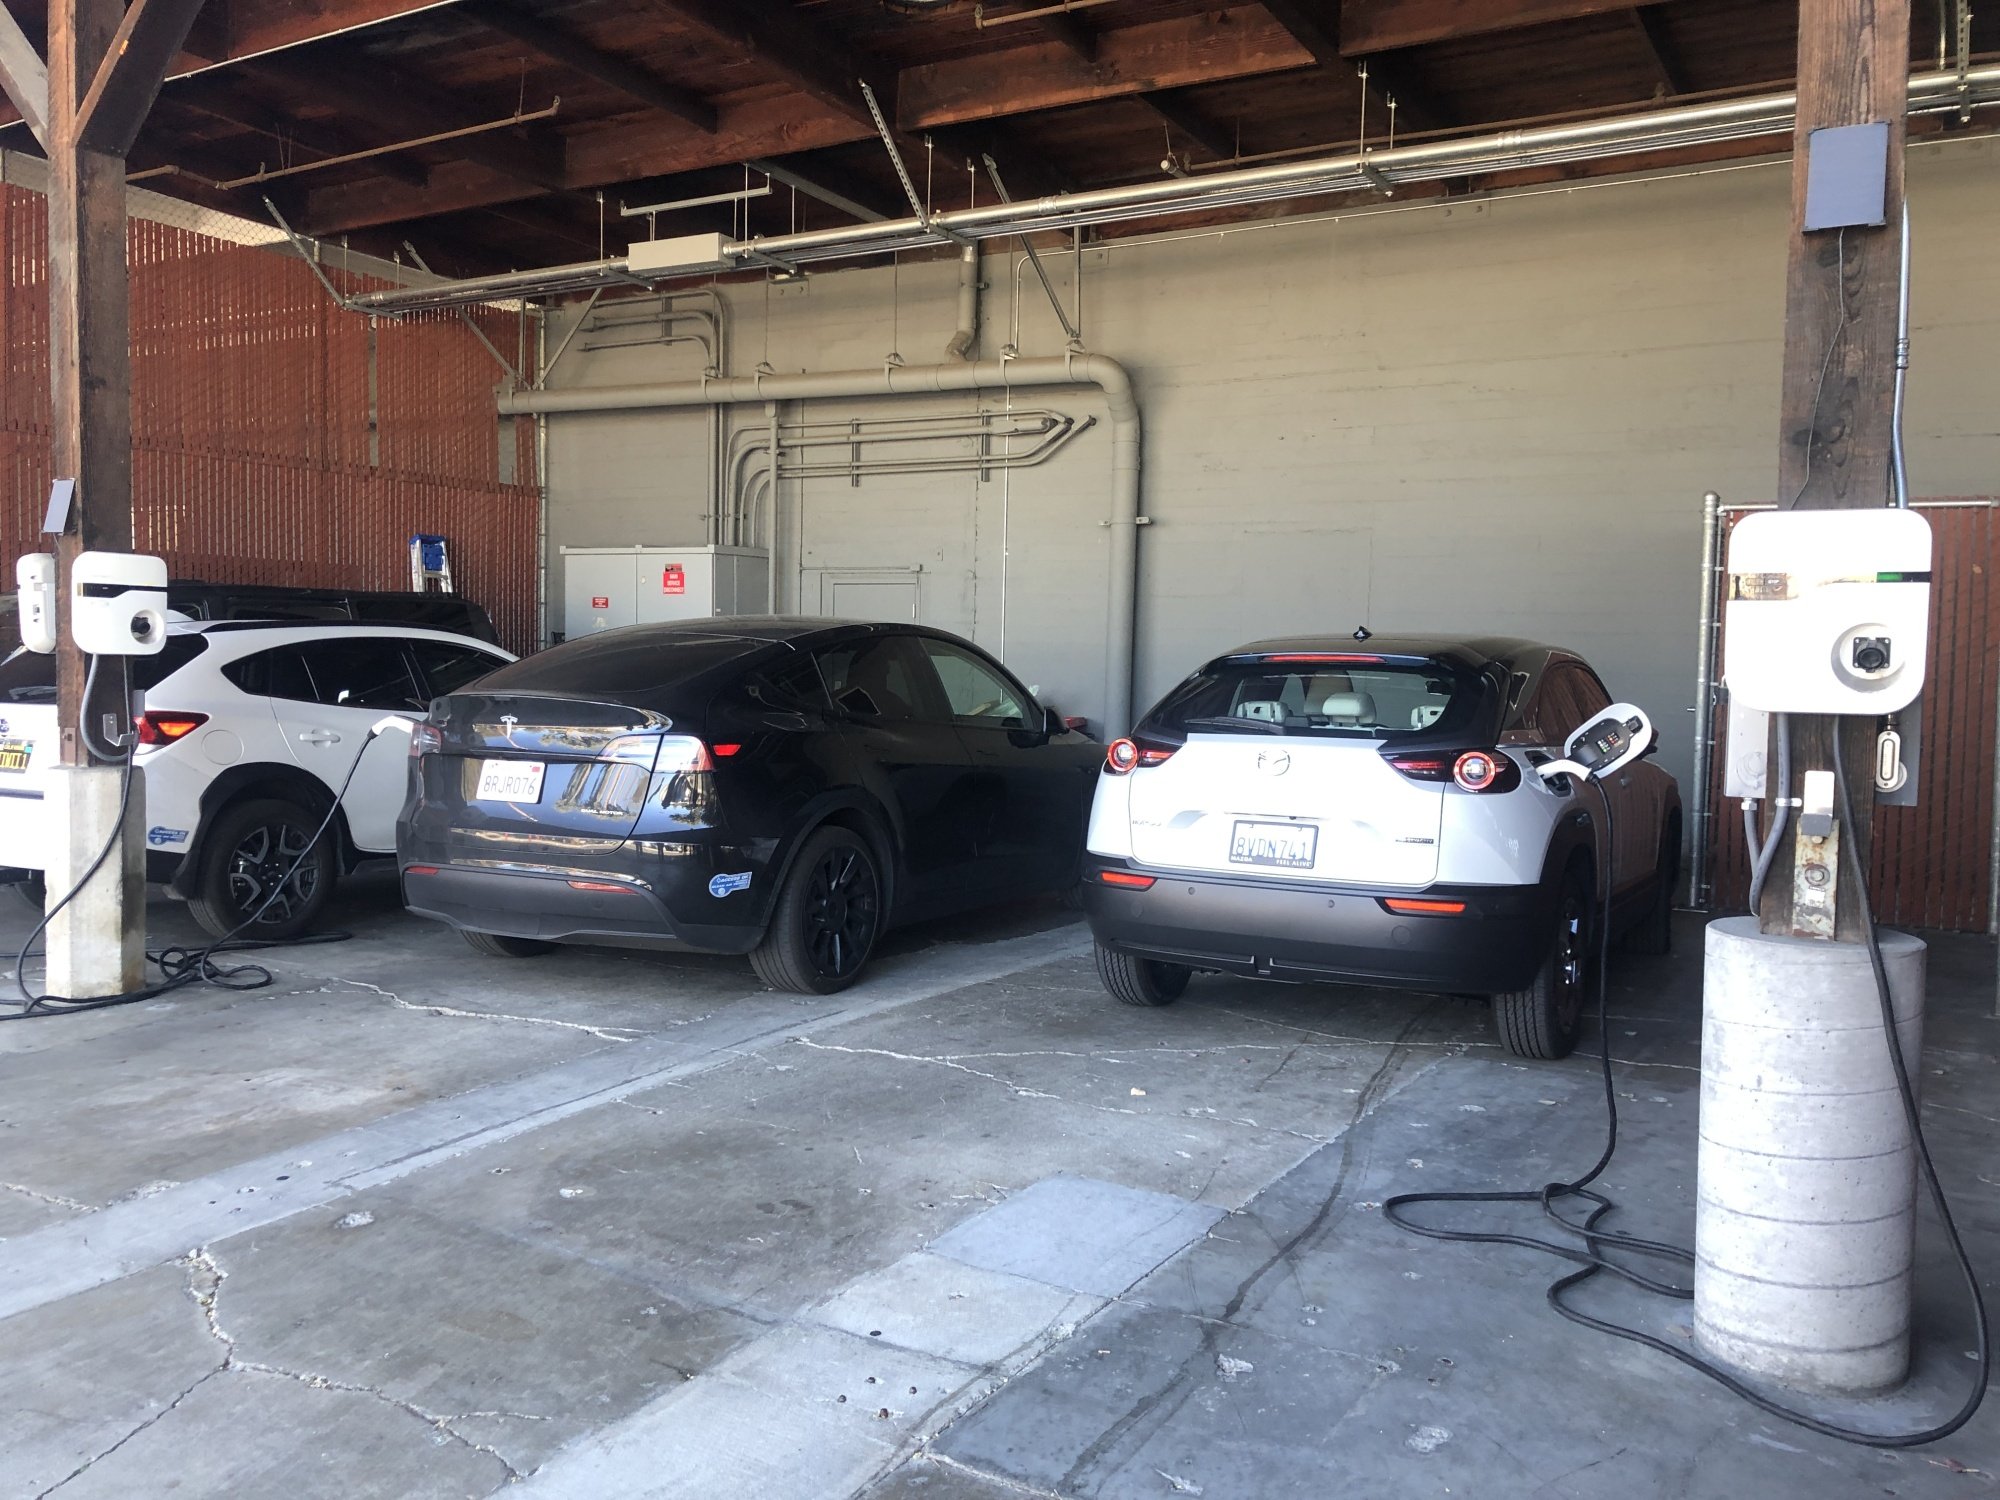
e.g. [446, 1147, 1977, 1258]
[1139, 656, 1491, 741]
[0, 636, 209, 702]
[472, 632, 763, 697]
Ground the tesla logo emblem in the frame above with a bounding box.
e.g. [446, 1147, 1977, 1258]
[1256, 750, 1291, 776]
[499, 715, 519, 731]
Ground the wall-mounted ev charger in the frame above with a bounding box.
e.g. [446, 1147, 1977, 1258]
[15, 553, 55, 654]
[70, 551, 169, 656]
[1723, 509, 1932, 714]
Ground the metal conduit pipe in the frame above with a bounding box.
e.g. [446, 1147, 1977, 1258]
[946, 244, 981, 361]
[351, 66, 2000, 315]
[500, 353, 1144, 732]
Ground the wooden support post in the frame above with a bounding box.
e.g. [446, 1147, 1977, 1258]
[1756, 0, 1911, 941]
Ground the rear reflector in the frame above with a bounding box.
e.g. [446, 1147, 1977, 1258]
[1383, 897, 1467, 915]
[711, 743, 743, 758]
[1098, 870, 1157, 889]
[404, 865, 440, 877]
[567, 879, 635, 894]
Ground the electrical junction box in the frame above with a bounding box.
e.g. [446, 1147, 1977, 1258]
[626, 232, 731, 278]
[1722, 509, 1931, 714]
[561, 545, 769, 639]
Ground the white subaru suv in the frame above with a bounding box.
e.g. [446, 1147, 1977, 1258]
[1081, 636, 1681, 1060]
[0, 621, 513, 937]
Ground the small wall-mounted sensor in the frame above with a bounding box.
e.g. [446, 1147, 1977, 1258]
[1802, 120, 1889, 231]
[15, 553, 55, 654]
[71, 551, 169, 656]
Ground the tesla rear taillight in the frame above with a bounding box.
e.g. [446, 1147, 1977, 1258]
[1384, 897, 1467, 915]
[654, 735, 716, 773]
[1105, 737, 1176, 774]
[136, 712, 208, 746]
[1098, 870, 1157, 889]
[409, 722, 443, 758]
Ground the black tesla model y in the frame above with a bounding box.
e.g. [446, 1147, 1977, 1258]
[397, 618, 1099, 992]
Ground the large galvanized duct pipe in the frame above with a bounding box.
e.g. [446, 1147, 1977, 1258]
[348, 65, 2000, 316]
[500, 353, 1144, 732]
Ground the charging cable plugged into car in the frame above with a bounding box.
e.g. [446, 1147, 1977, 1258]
[1383, 703, 1990, 1448]
[0, 700, 403, 1022]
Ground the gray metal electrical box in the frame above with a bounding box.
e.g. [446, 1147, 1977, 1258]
[560, 545, 770, 639]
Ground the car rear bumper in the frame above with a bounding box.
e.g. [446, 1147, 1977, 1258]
[399, 853, 768, 953]
[1080, 855, 1555, 994]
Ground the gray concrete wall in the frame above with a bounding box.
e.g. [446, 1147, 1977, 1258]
[543, 136, 2000, 789]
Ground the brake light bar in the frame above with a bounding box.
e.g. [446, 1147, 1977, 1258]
[136, 711, 209, 746]
[1098, 870, 1157, 889]
[1383, 897, 1467, 915]
[1246, 652, 1385, 664]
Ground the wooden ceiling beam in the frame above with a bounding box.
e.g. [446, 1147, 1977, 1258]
[1258, 0, 1451, 130]
[251, 44, 567, 192]
[75, 0, 211, 156]
[468, 1, 718, 132]
[1035, 11, 1237, 163]
[1337, 0, 1681, 55]
[900, 6, 1311, 130]
[0, 4, 49, 146]
[649, 0, 885, 125]
[1627, 6, 1689, 96]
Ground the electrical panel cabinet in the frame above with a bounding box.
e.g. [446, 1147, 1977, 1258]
[561, 545, 770, 640]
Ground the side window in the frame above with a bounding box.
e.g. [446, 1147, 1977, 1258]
[815, 637, 945, 722]
[222, 646, 314, 702]
[919, 639, 1029, 728]
[746, 653, 832, 710]
[293, 639, 427, 711]
[1572, 667, 1614, 721]
[1536, 665, 1596, 744]
[409, 640, 507, 698]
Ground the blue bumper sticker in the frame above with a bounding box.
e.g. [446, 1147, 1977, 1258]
[708, 871, 752, 897]
[147, 826, 189, 847]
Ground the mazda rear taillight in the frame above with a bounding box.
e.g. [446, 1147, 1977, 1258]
[1105, 736, 1176, 774]
[136, 711, 208, 746]
[1385, 749, 1520, 793]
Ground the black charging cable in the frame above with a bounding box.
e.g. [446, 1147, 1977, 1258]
[2, 707, 383, 1021]
[1385, 749, 1991, 1448]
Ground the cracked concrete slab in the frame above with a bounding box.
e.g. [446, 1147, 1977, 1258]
[926, 1177, 1224, 1299]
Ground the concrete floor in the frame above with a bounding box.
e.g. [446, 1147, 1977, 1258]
[1, 872, 1995, 1498]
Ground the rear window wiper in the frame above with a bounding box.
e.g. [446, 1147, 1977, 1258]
[1180, 714, 1284, 735]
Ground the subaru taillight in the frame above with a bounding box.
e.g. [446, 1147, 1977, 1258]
[1105, 736, 1177, 774]
[136, 711, 208, 747]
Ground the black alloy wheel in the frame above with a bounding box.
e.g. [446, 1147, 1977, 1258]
[751, 827, 884, 995]
[189, 797, 337, 941]
[1492, 868, 1592, 1061]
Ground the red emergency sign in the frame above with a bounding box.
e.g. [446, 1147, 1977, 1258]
[591, 595, 610, 610]
[662, 564, 686, 595]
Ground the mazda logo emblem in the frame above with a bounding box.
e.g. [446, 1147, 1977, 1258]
[1256, 749, 1291, 776]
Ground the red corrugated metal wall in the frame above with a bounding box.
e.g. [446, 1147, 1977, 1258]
[1703, 502, 1998, 932]
[0, 186, 539, 650]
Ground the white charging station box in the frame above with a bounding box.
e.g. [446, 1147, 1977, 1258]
[70, 550, 169, 655]
[1722, 509, 1931, 714]
[15, 553, 55, 653]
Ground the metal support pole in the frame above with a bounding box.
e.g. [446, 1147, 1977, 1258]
[1688, 490, 1722, 907]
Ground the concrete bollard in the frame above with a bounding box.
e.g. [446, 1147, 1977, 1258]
[1694, 916, 1926, 1394]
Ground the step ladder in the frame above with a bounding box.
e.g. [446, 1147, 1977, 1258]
[409, 533, 454, 593]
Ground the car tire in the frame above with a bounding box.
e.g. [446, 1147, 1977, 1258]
[188, 797, 338, 941]
[750, 826, 884, 995]
[9, 873, 44, 912]
[1625, 818, 1680, 957]
[462, 930, 554, 959]
[1096, 942, 1193, 1007]
[1492, 868, 1592, 1061]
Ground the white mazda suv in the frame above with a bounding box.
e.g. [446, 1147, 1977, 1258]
[1081, 636, 1681, 1059]
[0, 620, 513, 938]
